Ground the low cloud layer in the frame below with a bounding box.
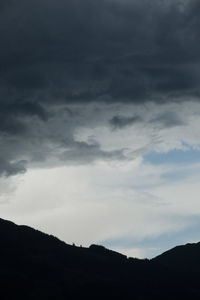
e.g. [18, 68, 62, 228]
[1, 100, 200, 176]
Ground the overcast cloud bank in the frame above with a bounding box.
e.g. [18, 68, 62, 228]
[1, 0, 200, 175]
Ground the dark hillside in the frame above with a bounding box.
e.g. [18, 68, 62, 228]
[152, 241, 200, 272]
[0, 218, 199, 299]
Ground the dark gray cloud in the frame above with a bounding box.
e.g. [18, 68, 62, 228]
[150, 111, 185, 128]
[60, 140, 125, 164]
[110, 115, 141, 129]
[0, 104, 128, 176]
[0, 159, 26, 177]
[0, 0, 200, 175]
[1, 0, 200, 105]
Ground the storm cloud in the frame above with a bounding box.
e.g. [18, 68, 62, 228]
[1, 0, 200, 104]
[1, 0, 200, 175]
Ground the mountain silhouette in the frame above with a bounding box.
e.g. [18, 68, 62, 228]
[153, 241, 200, 271]
[0, 217, 199, 299]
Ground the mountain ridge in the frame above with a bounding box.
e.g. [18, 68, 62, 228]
[0, 217, 200, 299]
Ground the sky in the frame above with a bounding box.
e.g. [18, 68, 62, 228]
[1, 0, 200, 258]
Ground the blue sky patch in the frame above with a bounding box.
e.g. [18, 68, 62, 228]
[144, 147, 200, 165]
[101, 216, 200, 258]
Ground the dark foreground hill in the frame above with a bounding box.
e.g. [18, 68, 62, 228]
[0, 218, 200, 299]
